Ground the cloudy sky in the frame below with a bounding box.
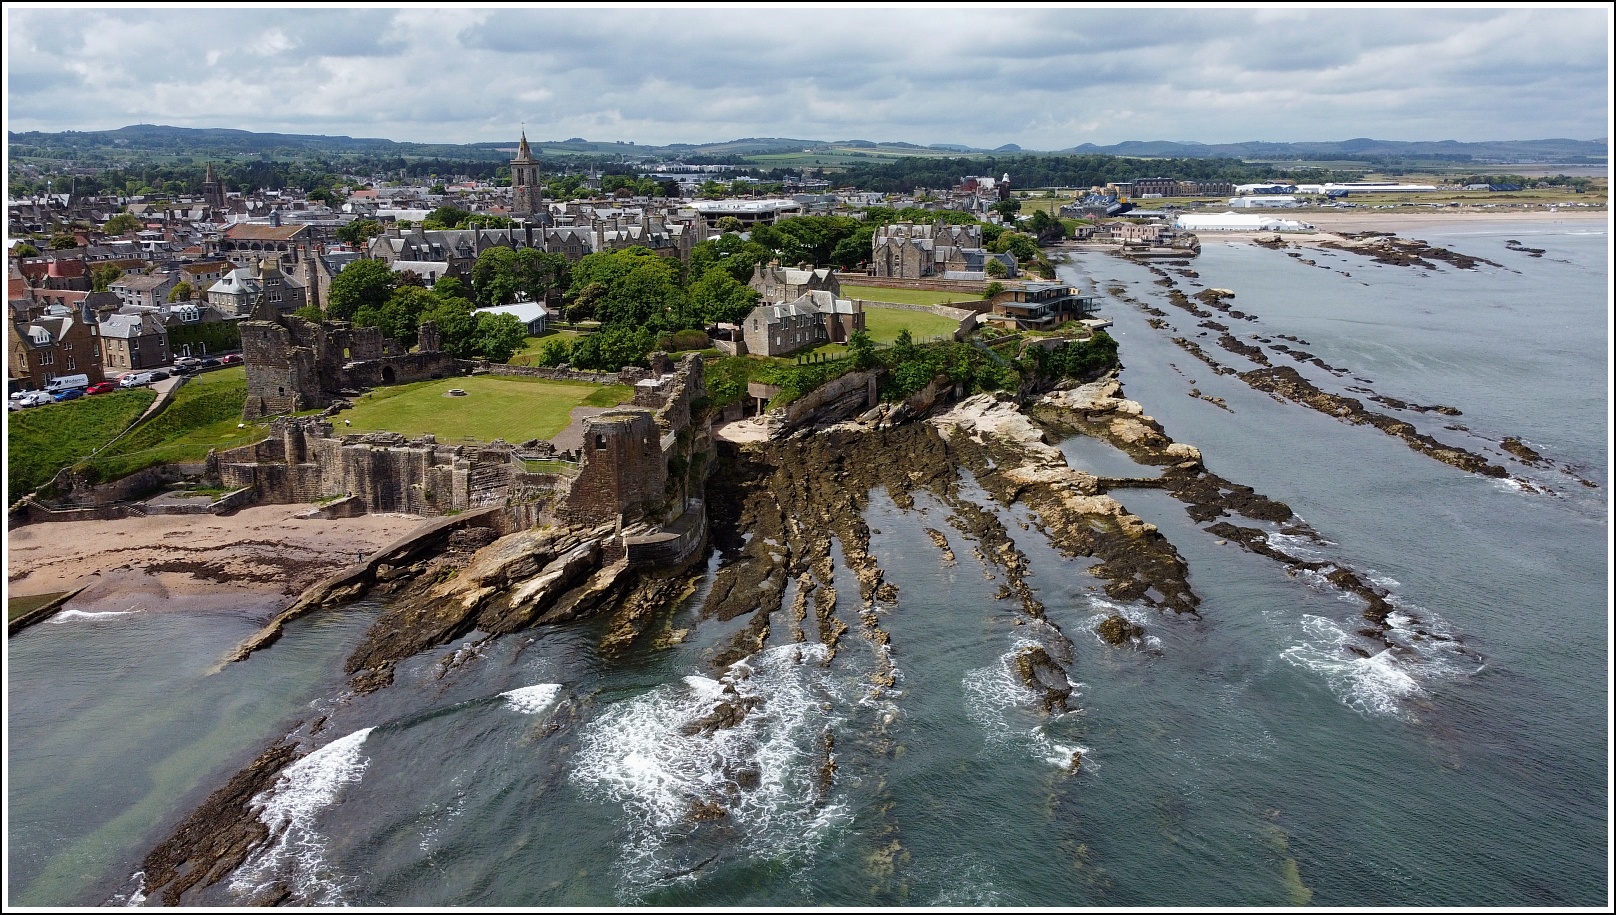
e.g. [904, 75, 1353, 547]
[5, 6, 1610, 148]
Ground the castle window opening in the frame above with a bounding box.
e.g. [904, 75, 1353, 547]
[595, 434, 607, 449]
[278, 386, 285, 396]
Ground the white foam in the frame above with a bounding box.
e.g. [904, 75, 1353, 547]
[108, 871, 146, 907]
[962, 642, 1086, 770]
[229, 727, 376, 905]
[1281, 615, 1442, 720]
[1265, 531, 1328, 562]
[572, 643, 849, 898]
[500, 683, 562, 715]
[50, 607, 143, 623]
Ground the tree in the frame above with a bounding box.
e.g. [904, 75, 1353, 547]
[992, 198, 1022, 221]
[1026, 208, 1060, 237]
[715, 215, 745, 233]
[355, 285, 435, 348]
[538, 337, 573, 367]
[167, 281, 194, 302]
[429, 183, 448, 195]
[50, 232, 79, 250]
[985, 259, 1007, 278]
[13, 242, 39, 258]
[103, 213, 142, 235]
[431, 276, 468, 301]
[336, 219, 382, 247]
[418, 296, 479, 357]
[327, 258, 396, 320]
[421, 205, 472, 230]
[91, 264, 123, 292]
[475, 312, 528, 363]
[982, 281, 1006, 299]
[848, 329, 877, 370]
[688, 233, 771, 284]
[688, 267, 761, 325]
[472, 247, 568, 308]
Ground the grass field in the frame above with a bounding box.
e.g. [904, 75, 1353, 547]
[86, 367, 264, 482]
[339, 374, 633, 442]
[8, 387, 157, 495]
[841, 284, 979, 307]
[8, 591, 68, 623]
[862, 306, 963, 344]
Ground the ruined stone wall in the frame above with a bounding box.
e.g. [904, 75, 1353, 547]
[242, 317, 324, 420]
[777, 370, 879, 433]
[342, 352, 465, 389]
[561, 410, 667, 526]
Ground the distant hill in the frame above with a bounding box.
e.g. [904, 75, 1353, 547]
[7, 125, 1605, 168]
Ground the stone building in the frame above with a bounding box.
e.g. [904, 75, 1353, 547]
[109, 271, 179, 310]
[98, 311, 170, 371]
[870, 222, 996, 278]
[218, 223, 313, 270]
[510, 132, 542, 217]
[8, 304, 105, 389]
[207, 259, 307, 317]
[239, 279, 460, 421]
[740, 290, 864, 357]
[749, 262, 840, 303]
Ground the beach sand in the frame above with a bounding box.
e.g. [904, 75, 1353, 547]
[6, 504, 426, 612]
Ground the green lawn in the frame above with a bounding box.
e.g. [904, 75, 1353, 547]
[8, 388, 157, 495]
[86, 367, 265, 482]
[8, 591, 68, 623]
[508, 331, 584, 367]
[841, 284, 979, 307]
[339, 375, 633, 442]
[862, 306, 964, 344]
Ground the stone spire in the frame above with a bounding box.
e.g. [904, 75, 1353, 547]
[511, 129, 541, 217]
[202, 162, 225, 211]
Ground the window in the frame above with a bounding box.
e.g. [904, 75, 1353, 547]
[39, 351, 53, 365]
[67, 357, 76, 371]
[595, 434, 607, 449]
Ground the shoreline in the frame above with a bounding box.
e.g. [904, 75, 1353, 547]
[1181, 207, 1606, 243]
[6, 504, 427, 613]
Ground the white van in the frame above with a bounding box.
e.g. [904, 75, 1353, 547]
[120, 372, 155, 388]
[45, 374, 90, 393]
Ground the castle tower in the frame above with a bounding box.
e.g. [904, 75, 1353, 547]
[511, 131, 541, 217]
[202, 163, 225, 211]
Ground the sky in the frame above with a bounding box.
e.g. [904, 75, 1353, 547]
[4, 5, 1611, 149]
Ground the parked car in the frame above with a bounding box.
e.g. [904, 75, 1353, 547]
[120, 372, 155, 388]
[45, 373, 91, 394]
[149, 370, 171, 381]
[199, 358, 222, 368]
[18, 391, 54, 407]
[52, 388, 84, 402]
[173, 356, 201, 371]
[219, 354, 242, 365]
[85, 382, 117, 395]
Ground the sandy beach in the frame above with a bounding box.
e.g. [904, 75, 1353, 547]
[6, 505, 426, 612]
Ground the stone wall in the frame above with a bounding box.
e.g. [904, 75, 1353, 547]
[469, 363, 624, 386]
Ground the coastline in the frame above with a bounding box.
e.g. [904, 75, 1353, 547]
[1181, 207, 1607, 246]
[6, 505, 426, 613]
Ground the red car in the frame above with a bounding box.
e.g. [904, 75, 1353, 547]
[219, 354, 242, 364]
[84, 382, 117, 395]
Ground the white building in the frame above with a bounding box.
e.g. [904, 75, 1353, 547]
[1175, 213, 1315, 232]
[1228, 196, 1299, 209]
[473, 301, 550, 336]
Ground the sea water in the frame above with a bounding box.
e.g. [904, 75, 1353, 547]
[5, 221, 1607, 906]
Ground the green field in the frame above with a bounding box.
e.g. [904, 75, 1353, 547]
[862, 305, 964, 344]
[8, 387, 157, 495]
[8, 591, 67, 623]
[339, 374, 633, 442]
[86, 367, 265, 482]
[841, 284, 978, 307]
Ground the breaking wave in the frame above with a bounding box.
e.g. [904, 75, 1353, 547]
[1280, 614, 1480, 720]
[51, 607, 143, 623]
[572, 643, 848, 898]
[962, 642, 1089, 771]
[228, 727, 376, 905]
[500, 683, 562, 715]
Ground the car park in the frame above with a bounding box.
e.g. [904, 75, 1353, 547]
[85, 382, 117, 395]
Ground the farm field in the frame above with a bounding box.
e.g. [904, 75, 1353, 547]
[339, 374, 633, 443]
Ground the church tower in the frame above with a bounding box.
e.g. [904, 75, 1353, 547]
[511, 131, 541, 217]
[202, 163, 225, 211]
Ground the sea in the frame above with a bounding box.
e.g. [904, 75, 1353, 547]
[6, 220, 1608, 907]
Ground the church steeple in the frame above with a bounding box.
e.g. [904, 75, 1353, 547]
[202, 162, 225, 211]
[511, 129, 540, 217]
